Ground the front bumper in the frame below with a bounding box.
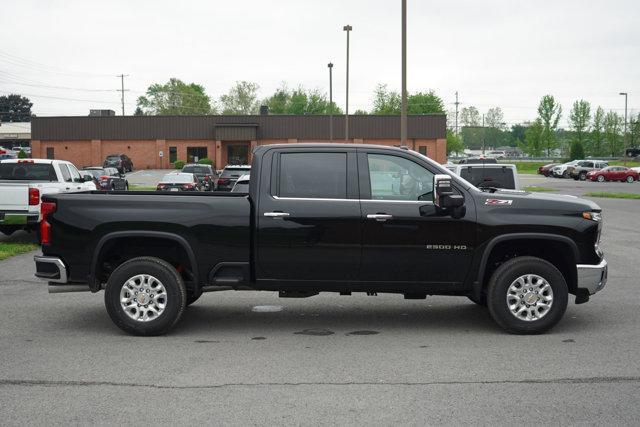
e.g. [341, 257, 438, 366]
[34, 256, 68, 283]
[577, 258, 608, 295]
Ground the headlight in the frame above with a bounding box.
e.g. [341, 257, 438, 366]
[582, 211, 602, 222]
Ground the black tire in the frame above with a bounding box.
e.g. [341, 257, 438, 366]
[467, 293, 487, 307]
[626, 176, 634, 183]
[487, 256, 568, 334]
[597, 175, 605, 182]
[579, 172, 587, 181]
[562, 170, 569, 178]
[124, 182, 129, 191]
[111, 183, 116, 191]
[104, 256, 186, 336]
[0, 226, 18, 236]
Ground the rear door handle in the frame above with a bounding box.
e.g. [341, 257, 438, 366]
[264, 212, 290, 219]
[367, 213, 393, 222]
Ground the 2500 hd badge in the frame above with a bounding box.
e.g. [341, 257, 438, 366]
[34, 144, 607, 336]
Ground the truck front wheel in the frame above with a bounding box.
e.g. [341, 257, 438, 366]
[104, 257, 186, 336]
[487, 256, 568, 334]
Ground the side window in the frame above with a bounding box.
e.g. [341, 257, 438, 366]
[367, 154, 434, 201]
[67, 164, 81, 181]
[58, 164, 72, 182]
[585, 162, 594, 168]
[279, 152, 347, 199]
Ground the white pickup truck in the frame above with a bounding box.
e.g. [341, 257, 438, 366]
[0, 159, 96, 236]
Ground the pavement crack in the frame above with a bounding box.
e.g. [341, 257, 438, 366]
[1, 376, 639, 390]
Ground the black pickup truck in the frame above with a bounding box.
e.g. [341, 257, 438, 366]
[34, 144, 608, 335]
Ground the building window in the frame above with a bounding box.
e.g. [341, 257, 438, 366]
[169, 147, 177, 163]
[418, 146, 427, 156]
[46, 147, 55, 159]
[187, 147, 207, 163]
[227, 144, 249, 165]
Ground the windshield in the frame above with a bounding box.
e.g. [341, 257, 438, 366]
[0, 163, 57, 181]
[182, 166, 211, 175]
[161, 173, 193, 184]
[221, 167, 250, 178]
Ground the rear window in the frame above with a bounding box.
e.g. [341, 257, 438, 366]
[279, 152, 347, 199]
[221, 167, 251, 178]
[0, 163, 57, 181]
[106, 155, 120, 160]
[183, 166, 211, 174]
[459, 166, 515, 189]
[161, 173, 193, 184]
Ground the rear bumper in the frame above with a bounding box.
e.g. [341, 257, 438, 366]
[0, 212, 39, 226]
[34, 256, 68, 283]
[576, 258, 608, 295]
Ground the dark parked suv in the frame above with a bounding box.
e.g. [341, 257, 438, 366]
[181, 164, 218, 191]
[83, 167, 129, 191]
[216, 165, 251, 191]
[103, 154, 133, 174]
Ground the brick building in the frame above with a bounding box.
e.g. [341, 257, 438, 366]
[31, 114, 446, 169]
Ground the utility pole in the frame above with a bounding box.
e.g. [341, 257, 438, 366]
[482, 113, 486, 155]
[328, 62, 334, 142]
[117, 74, 129, 116]
[620, 92, 628, 165]
[343, 25, 352, 141]
[454, 91, 459, 134]
[400, 0, 407, 147]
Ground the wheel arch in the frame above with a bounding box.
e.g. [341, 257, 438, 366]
[473, 233, 579, 299]
[89, 231, 199, 292]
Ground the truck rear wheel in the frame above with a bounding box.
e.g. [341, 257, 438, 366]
[104, 256, 186, 336]
[487, 256, 568, 334]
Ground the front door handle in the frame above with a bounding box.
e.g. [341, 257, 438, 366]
[367, 213, 393, 222]
[264, 212, 290, 219]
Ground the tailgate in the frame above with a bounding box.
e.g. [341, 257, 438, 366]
[0, 183, 29, 211]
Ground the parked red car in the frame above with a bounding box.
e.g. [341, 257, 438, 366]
[537, 163, 558, 177]
[587, 166, 639, 183]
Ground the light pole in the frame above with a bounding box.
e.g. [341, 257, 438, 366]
[343, 25, 352, 141]
[328, 62, 334, 142]
[400, 0, 407, 147]
[620, 92, 628, 164]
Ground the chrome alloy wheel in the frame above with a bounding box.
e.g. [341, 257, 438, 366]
[506, 274, 554, 322]
[120, 274, 167, 322]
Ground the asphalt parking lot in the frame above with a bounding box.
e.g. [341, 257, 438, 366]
[1, 176, 639, 424]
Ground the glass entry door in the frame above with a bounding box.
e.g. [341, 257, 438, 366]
[187, 147, 208, 163]
[227, 144, 249, 165]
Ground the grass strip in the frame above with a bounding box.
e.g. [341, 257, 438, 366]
[0, 243, 38, 261]
[583, 192, 640, 200]
[523, 186, 556, 192]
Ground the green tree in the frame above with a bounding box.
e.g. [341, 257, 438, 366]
[133, 106, 145, 116]
[446, 130, 464, 155]
[568, 100, 590, 160]
[588, 106, 605, 157]
[537, 95, 563, 156]
[510, 124, 526, 146]
[569, 140, 585, 160]
[460, 127, 484, 149]
[407, 91, 445, 114]
[0, 94, 33, 122]
[484, 107, 505, 129]
[460, 106, 480, 126]
[604, 111, 623, 156]
[263, 84, 340, 114]
[522, 120, 544, 156]
[629, 113, 640, 149]
[371, 84, 444, 115]
[371, 84, 401, 114]
[136, 78, 213, 115]
[219, 81, 260, 114]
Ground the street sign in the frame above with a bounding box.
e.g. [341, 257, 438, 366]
[159, 151, 164, 157]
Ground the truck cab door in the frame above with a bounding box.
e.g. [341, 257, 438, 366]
[357, 150, 476, 285]
[256, 148, 361, 283]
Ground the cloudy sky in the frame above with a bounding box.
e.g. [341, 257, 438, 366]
[1, 0, 637, 127]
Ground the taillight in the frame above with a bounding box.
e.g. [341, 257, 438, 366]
[40, 201, 57, 245]
[99, 175, 109, 181]
[29, 188, 40, 205]
[204, 175, 210, 182]
[156, 184, 166, 190]
[182, 184, 194, 190]
[18, 159, 34, 164]
[217, 178, 229, 185]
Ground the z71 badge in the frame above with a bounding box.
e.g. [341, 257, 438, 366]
[485, 198, 513, 206]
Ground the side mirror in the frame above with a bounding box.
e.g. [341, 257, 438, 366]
[433, 174, 465, 209]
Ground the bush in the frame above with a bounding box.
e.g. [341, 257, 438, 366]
[197, 158, 213, 166]
[569, 141, 585, 161]
[173, 160, 185, 169]
[17, 150, 27, 159]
